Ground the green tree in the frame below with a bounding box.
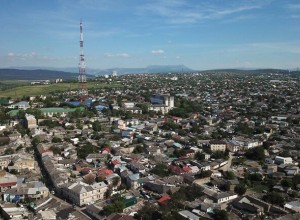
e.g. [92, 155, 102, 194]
[4, 148, 14, 155]
[102, 194, 125, 215]
[212, 209, 228, 220]
[150, 163, 170, 177]
[52, 137, 62, 143]
[263, 192, 285, 206]
[245, 147, 265, 161]
[281, 179, 292, 188]
[234, 184, 247, 196]
[226, 171, 236, 180]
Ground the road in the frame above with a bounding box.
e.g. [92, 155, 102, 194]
[219, 152, 234, 172]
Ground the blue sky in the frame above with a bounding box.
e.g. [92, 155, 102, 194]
[1, 0, 300, 70]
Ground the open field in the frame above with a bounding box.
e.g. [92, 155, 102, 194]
[0, 81, 122, 98]
[0, 80, 31, 91]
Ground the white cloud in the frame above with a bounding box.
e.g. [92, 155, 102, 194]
[151, 49, 165, 55]
[138, 0, 267, 24]
[105, 53, 130, 58]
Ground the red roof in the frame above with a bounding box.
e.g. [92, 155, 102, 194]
[111, 160, 121, 166]
[0, 182, 17, 187]
[182, 166, 192, 172]
[158, 195, 171, 204]
[101, 148, 111, 153]
[97, 167, 113, 177]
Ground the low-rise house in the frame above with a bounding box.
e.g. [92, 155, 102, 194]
[0, 171, 17, 192]
[284, 201, 300, 213]
[0, 203, 31, 220]
[209, 140, 227, 152]
[9, 156, 35, 172]
[7, 101, 30, 110]
[3, 181, 49, 203]
[25, 114, 37, 129]
[275, 156, 293, 165]
[178, 210, 200, 220]
[0, 155, 14, 170]
[8, 132, 21, 141]
[126, 173, 140, 189]
[61, 181, 108, 206]
[199, 185, 238, 204]
[232, 197, 264, 216]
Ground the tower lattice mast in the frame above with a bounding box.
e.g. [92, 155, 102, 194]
[78, 19, 87, 102]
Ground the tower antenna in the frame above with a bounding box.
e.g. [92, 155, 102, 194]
[78, 19, 87, 103]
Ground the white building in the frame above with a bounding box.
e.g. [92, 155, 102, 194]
[61, 181, 107, 206]
[275, 156, 293, 165]
[8, 101, 30, 110]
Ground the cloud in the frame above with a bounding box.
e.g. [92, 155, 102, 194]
[286, 3, 300, 10]
[138, 0, 267, 24]
[151, 49, 165, 55]
[105, 53, 130, 58]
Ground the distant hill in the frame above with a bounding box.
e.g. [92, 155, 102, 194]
[201, 68, 290, 74]
[9, 65, 193, 75]
[93, 65, 193, 75]
[0, 69, 95, 80]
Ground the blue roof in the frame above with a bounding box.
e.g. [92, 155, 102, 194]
[68, 101, 81, 106]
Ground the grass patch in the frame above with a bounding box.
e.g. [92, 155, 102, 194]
[0, 80, 30, 91]
[0, 81, 122, 98]
[250, 181, 269, 193]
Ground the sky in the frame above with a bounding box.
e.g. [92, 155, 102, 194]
[1, 0, 300, 70]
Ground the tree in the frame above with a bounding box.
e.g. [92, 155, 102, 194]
[133, 145, 144, 154]
[92, 122, 102, 132]
[226, 171, 235, 180]
[263, 192, 285, 206]
[136, 202, 160, 220]
[4, 148, 14, 155]
[52, 137, 62, 143]
[292, 174, 300, 187]
[102, 194, 125, 215]
[150, 163, 170, 177]
[195, 152, 205, 161]
[212, 209, 228, 220]
[245, 147, 265, 161]
[49, 146, 62, 155]
[281, 179, 292, 188]
[234, 184, 247, 196]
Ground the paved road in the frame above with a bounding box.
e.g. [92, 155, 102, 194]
[219, 152, 234, 172]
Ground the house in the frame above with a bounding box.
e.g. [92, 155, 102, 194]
[284, 201, 300, 213]
[8, 157, 35, 172]
[232, 197, 264, 215]
[209, 140, 227, 152]
[8, 101, 30, 110]
[0, 171, 18, 192]
[0, 204, 30, 220]
[200, 185, 238, 204]
[8, 132, 21, 141]
[61, 181, 107, 206]
[126, 173, 140, 189]
[178, 210, 199, 220]
[3, 181, 49, 203]
[0, 155, 14, 170]
[25, 114, 37, 129]
[275, 156, 293, 165]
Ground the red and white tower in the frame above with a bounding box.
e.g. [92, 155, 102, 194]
[78, 19, 87, 102]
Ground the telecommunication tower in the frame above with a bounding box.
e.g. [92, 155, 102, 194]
[78, 20, 87, 102]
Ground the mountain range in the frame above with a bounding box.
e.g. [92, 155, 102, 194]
[0, 65, 296, 81]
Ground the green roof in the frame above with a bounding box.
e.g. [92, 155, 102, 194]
[7, 110, 19, 117]
[40, 107, 84, 113]
[7, 107, 84, 117]
[0, 98, 9, 104]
